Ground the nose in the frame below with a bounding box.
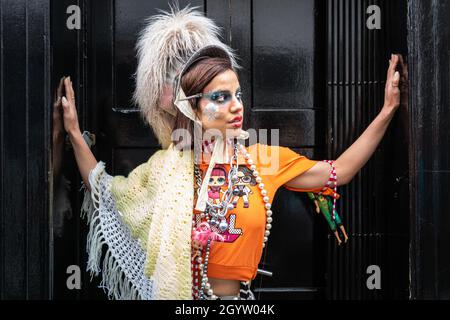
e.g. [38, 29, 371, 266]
[229, 95, 243, 113]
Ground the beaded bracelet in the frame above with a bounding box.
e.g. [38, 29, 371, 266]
[318, 160, 338, 220]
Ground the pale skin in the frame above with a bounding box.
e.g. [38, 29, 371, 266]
[57, 76, 98, 193]
[57, 54, 402, 297]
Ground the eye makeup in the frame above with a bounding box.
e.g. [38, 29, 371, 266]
[179, 88, 243, 121]
[205, 90, 243, 104]
[202, 89, 242, 120]
[181, 88, 243, 105]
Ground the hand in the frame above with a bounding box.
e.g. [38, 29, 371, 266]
[382, 53, 402, 114]
[58, 76, 81, 137]
[53, 76, 65, 140]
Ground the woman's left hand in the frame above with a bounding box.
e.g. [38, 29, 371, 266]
[382, 53, 402, 114]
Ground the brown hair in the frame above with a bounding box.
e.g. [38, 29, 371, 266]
[172, 57, 235, 149]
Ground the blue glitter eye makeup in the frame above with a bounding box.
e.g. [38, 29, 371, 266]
[205, 90, 242, 104]
[180, 89, 243, 106]
[236, 90, 243, 101]
[209, 91, 232, 104]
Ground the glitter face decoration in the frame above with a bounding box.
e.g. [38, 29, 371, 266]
[178, 89, 243, 121]
[201, 89, 243, 121]
[204, 102, 219, 120]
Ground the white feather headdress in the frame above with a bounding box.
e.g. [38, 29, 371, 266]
[132, 4, 240, 149]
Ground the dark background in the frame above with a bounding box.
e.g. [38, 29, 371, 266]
[0, 0, 447, 300]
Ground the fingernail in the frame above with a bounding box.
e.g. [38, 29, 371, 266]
[62, 96, 68, 104]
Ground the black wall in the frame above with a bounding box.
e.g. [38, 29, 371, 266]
[0, 0, 52, 299]
[408, 0, 450, 299]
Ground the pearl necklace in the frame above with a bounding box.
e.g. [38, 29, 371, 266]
[191, 141, 273, 300]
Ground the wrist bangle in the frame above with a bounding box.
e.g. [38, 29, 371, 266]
[81, 131, 95, 148]
[318, 160, 338, 220]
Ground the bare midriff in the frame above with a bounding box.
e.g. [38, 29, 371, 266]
[208, 277, 241, 296]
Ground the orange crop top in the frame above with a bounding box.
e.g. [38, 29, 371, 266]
[194, 143, 325, 281]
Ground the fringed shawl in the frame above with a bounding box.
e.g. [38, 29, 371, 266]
[81, 144, 194, 299]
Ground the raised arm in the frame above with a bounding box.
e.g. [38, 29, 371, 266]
[286, 53, 402, 190]
[58, 76, 98, 192]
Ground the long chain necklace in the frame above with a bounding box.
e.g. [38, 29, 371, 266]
[191, 141, 273, 300]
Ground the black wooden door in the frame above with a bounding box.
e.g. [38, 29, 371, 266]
[51, 0, 409, 299]
[325, 0, 409, 299]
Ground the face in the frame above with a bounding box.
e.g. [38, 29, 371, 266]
[196, 69, 244, 139]
[235, 170, 252, 186]
[209, 175, 226, 187]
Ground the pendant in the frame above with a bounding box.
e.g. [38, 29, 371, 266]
[219, 220, 228, 232]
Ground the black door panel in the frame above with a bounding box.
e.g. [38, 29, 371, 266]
[50, 0, 409, 299]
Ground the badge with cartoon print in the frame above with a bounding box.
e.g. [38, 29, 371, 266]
[207, 165, 227, 205]
[231, 166, 256, 208]
[198, 164, 247, 243]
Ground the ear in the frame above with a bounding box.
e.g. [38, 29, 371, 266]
[194, 100, 202, 118]
[159, 84, 177, 116]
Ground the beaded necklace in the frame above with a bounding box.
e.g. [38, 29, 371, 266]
[191, 141, 272, 300]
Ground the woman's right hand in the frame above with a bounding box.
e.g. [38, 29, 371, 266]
[59, 76, 81, 136]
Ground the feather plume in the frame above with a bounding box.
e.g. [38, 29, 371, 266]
[132, 3, 240, 149]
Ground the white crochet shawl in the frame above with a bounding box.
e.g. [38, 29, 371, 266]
[81, 144, 194, 300]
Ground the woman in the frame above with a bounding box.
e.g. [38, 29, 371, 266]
[56, 6, 401, 300]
